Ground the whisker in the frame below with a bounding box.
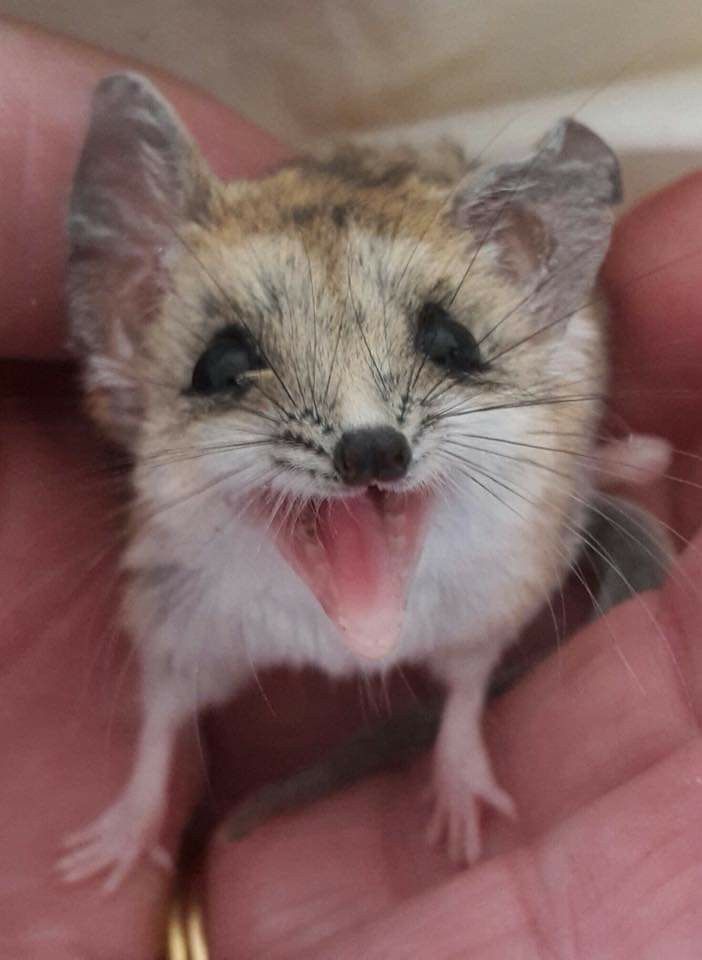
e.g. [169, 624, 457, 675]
[135, 462, 275, 528]
[164, 220, 300, 412]
[298, 231, 321, 421]
[484, 241, 702, 368]
[427, 391, 604, 425]
[446, 431, 702, 495]
[345, 244, 390, 399]
[321, 309, 345, 410]
[441, 445, 689, 698]
[445, 436, 700, 599]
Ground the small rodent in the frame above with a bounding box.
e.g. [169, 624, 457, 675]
[57, 72, 667, 891]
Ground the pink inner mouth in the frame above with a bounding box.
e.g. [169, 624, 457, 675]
[269, 488, 431, 660]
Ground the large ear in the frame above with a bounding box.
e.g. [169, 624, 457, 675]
[68, 73, 217, 445]
[453, 119, 621, 322]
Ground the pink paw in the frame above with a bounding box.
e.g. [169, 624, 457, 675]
[425, 764, 515, 865]
[56, 800, 172, 893]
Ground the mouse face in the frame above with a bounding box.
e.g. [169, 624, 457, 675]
[69, 74, 621, 661]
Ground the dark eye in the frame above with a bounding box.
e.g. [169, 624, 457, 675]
[190, 325, 265, 395]
[415, 301, 484, 374]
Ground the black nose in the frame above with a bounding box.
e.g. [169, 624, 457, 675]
[334, 427, 411, 486]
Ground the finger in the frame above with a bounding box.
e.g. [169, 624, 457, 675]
[0, 20, 286, 360]
[603, 170, 702, 445]
[0, 383, 198, 956]
[209, 739, 702, 958]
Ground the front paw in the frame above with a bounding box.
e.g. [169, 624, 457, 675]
[426, 754, 515, 865]
[56, 798, 172, 893]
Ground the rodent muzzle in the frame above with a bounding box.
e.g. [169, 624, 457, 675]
[334, 427, 411, 486]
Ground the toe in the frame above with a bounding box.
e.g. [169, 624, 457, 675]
[101, 853, 138, 895]
[447, 810, 466, 864]
[463, 812, 482, 865]
[57, 844, 115, 884]
[147, 844, 174, 873]
[484, 784, 517, 820]
[426, 802, 446, 848]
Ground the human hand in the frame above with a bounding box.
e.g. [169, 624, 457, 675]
[3, 19, 702, 958]
[0, 20, 286, 957]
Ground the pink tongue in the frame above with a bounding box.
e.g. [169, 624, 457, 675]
[279, 492, 428, 660]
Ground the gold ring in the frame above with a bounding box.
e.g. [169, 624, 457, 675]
[167, 882, 209, 960]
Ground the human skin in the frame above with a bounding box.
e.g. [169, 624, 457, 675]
[2, 19, 702, 960]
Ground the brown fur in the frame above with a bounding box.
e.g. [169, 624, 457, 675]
[59, 75, 624, 888]
[68, 74, 616, 670]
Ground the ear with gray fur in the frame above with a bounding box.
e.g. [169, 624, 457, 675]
[68, 73, 216, 445]
[453, 119, 621, 321]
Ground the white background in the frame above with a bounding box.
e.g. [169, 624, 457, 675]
[3, 0, 702, 203]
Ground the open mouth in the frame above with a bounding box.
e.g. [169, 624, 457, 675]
[269, 487, 431, 660]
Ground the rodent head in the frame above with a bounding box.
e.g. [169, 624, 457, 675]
[68, 73, 621, 659]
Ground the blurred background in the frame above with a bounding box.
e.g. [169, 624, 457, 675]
[3, 0, 702, 203]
